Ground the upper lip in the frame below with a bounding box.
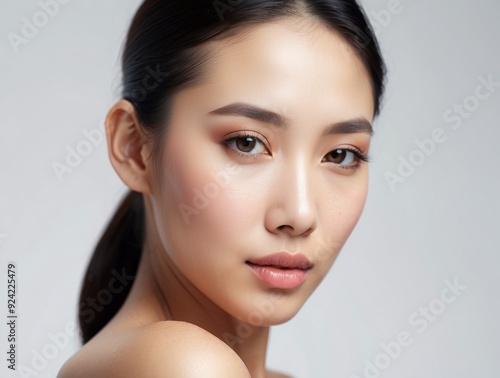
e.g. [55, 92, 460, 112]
[246, 251, 313, 270]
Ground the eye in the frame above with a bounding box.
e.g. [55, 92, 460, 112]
[224, 131, 269, 157]
[323, 147, 370, 170]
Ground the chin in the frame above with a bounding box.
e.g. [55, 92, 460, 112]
[266, 311, 301, 326]
[259, 307, 304, 327]
[230, 292, 308, 328]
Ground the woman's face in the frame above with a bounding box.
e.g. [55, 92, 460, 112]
[148, 18, 374, 325]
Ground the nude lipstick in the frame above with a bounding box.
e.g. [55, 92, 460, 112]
[246, 252, 313, 290]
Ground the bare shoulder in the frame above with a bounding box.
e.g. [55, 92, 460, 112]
[118, 321, 251, 377]
[267, 370, 293, 378]
[58, 321, 251, 378]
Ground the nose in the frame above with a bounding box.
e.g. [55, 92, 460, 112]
[264, 157, 318, 237]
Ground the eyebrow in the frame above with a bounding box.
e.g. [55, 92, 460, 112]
[208, 102, 373, 136]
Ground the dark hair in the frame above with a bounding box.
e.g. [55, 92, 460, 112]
[78, 0, 386, 343]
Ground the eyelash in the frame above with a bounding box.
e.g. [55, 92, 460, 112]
[223, 131, 371, 170]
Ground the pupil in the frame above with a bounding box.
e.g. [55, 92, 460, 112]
[330, 149, 345, 163]
[237, 137, 256, 152]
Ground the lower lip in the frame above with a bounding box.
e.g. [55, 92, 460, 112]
[246, 263, 309, 289]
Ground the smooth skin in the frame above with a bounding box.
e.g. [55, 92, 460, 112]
[59, 15, 374, 378]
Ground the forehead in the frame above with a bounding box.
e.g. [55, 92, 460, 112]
[174, 18, 375, 128]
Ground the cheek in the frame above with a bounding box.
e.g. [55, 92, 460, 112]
[159, 134, 258, 260]
[329, 168, 368, 229]
[314, 175, 368, 263]
[338, 183, 368, 232]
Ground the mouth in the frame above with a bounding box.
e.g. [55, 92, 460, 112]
[245, 252, 313, 289]
[246, 251, 313, 270]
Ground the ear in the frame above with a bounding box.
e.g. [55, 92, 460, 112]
[105, 99, 153, 195]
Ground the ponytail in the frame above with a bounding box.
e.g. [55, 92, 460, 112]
[78, 190, 144, 343]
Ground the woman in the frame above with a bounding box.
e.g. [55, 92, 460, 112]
[58, 0, 386, 376]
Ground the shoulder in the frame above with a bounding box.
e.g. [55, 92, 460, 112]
[267, 371, 293, 378]
[117, 321, 251, 377]
[124, 321, 251, 376]
[58, 321, 251, 378]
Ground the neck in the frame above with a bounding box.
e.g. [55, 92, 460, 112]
[119, 242, 271, 378]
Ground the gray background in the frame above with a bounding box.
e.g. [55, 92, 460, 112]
[1, 0, 499, 377]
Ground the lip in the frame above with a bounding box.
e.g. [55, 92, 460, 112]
[246, 251, 313, 269]
[246, 252, 313, 290]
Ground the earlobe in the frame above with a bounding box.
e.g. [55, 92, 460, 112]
[105, 99, 153, 195]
